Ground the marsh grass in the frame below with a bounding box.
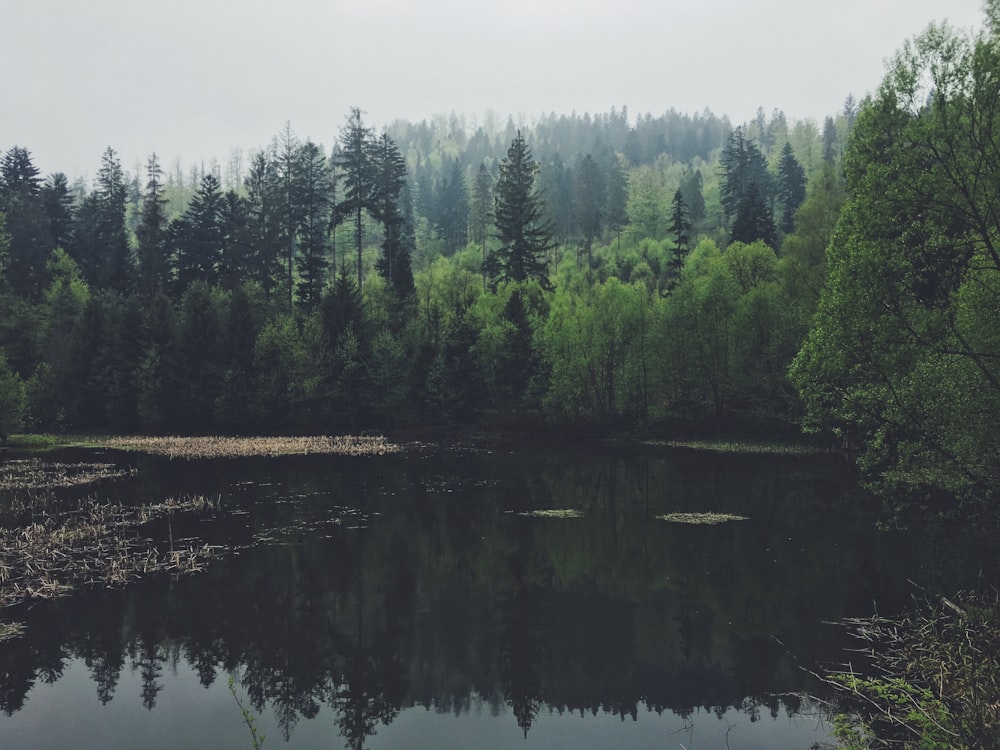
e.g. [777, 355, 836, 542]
[656, 512, 749, 525]
[0, 496, 219, 609]
[519, 509, 585, 519]
[645, 439, 821, 455]
[0, 458, 136, 491]
[0, 621, 25, 641]
[100, 435, 400, 459]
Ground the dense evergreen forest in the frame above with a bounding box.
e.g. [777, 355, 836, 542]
[2, 6, 1000, 510]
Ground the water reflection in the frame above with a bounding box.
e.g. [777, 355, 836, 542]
[0, 442, 990, 748]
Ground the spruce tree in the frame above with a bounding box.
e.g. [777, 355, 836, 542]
[667, 188, 692, 286]
[371, 133, 414, 300]
[776, 142, 807, 234]
[488, 131, 555, 290]
[295, 140, 333, 309]
[135, 154, 169, 297]
[470, 163, 494, 290]
[334, 108, 376, 293]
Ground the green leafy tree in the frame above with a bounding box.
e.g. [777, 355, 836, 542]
[0, 350, 26, 442]
[488, 132, 555, 290]
[792, 19, 1000, 504]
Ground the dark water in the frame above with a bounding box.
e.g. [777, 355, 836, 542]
[0, 441, 991, 749]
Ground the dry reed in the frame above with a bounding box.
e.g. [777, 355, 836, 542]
[100, 435, 400, 459]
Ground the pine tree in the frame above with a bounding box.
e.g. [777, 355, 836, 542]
[334, 108, 377, 293]
[731, 182, 777, 248]
[667, 188, 692, 286]
[171, 173, 225, 292]
[436, 159, 469, 254]
[719, 127, 772, 221]
[295, 140, 333, 309]
[135, 154, 170, 297]
[0, 146, 50, 297]
[776, 142, 807, 234]
[470, 163, 494, 290]
[244, 150, 283, 297]
[371, 133, 414, 300]
[575, 154, 603, 276]
[93, 148, 131, 292]
[488, 132, 555, 290]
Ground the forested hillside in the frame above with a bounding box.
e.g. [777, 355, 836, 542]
[0, 102, 851, 440]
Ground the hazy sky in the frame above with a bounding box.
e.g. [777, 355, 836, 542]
[0, 0, 987, 180]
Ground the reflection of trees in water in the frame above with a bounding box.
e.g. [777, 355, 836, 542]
[497, 587, 549, 738]
[0, 445, 934, 741]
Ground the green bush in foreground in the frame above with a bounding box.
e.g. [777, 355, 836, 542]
[825, 591, 1000, 750]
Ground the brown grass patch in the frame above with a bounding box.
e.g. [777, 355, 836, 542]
[656, 512, 749, 525]
[100, 435, 401, 459]
[0, 496, 220, 609]
[0, 459, 136, 491]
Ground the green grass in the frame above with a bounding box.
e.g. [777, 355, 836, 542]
[5, 434, 107, 451]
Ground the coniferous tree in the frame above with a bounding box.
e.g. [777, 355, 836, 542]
[776, 142, 807, 234]
[488, 132, 555, 290]
[295, 140, 333, 309]
[371, 133, 414, 300]
[604, 153, 628, 247]
[822, 116, 838, 164]
[171, 173, 225, 292]
[40, 173, 75, 254]
[244, 151, 283, 297]
[667, 188, 692, 286]
[135, 154, 170, 297]
[0, 146, 49, 297]
[470, 163, 494, 290]
[276, 123, 306, 309]
[719, 127, 772, 221]
[93, 148, 131, 292]
[731, 182, 777, 248]
[575, 154, 603, 275]
[436, 159, 469, 254]
[334, 108, 377, 292]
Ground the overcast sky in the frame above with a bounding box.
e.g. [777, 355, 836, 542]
[0, 0, 987, 180]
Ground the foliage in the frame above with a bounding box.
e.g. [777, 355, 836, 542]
[824, 591, 1000, 750]
[791, 20, 1000, 506]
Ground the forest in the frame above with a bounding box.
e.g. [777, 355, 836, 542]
[1, 9, 999, 512]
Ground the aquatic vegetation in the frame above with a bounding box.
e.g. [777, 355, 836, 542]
[645, 439, 820, 455]
[656, 512, 749, 524]
[0, 459, 137, 491]
[0, 621, 25, 641]
[519, 509, 585, 518]
[100, 435, 401, 459]
[0, 496, 220, 608]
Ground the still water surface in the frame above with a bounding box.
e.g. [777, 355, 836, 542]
[0, 441, 988, 749]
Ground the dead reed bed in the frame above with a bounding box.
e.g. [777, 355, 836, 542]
[101, 435, 401, 459]
[0, 496, 220, 609]
[0, 459, 137, 491]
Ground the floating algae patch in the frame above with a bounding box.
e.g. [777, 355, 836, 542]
[101, 435, 401, 459]
[519, 509, 585, 519]
[656, 512, 749, 525]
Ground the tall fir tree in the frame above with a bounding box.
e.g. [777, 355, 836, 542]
[334, 108, 377, 293]
[488, 131, 555, 290]
[470, 163, 494, 290]
[776, 142, 807, 234]
[295, 140, 333, 309]
[575, 153, 603, 276]
[93, 147, 131, 292]
[667, 188, 691, 286]
[371, 133, 414, 300]
[135, 154, 170, 297]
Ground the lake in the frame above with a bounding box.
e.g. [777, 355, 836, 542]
[0, 440, 991, 749]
